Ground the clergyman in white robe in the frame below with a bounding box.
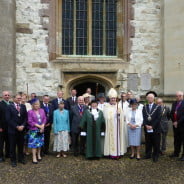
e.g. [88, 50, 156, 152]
[103, 103, 128, 157]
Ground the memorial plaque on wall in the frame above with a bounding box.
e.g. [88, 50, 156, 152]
[141, 73, 151, 90]
[127, 73, 138, 91]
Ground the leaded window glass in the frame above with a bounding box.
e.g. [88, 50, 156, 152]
[61, 0, 117, 56]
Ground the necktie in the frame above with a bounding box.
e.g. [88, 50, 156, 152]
[45, 104, 49, 113]
[149, 104, 152, 112]
[16, 104, 20, 112]
[79, 105, 83, 116]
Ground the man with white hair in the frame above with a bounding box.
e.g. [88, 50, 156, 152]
[170, 91, 184, 160]
[156, 98, 170, 155]
[119, 92, 129, 114]
[103, 88, 128, 159]
[0, 91, 12, 162]
[70, 96, 87, 156]
[142, 91, 162, 162]
[52, 91, 66, 110]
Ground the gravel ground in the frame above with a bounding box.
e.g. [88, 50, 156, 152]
[0, 135, 184, 184]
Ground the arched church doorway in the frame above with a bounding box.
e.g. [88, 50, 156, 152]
[74, 82, 105, 97]
[65, 74, 114, 98]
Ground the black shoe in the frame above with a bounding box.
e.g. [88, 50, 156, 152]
[159, 151, 164, 156]
[74, 152, 78, 157]
[180, 157, 184, 161]
[37, 158, 42, 162]
[153, 157, 158, 163]
[32, 161, 38, 164]
[136, 157, 141, 161]
[129, 156, 135, 159]
[44, 151, 50, 155]
[18, 159, 26, 164]
[0, 158, 5, 163]
[143, 155, 151, 159]
[11, 162, 17, 167]
[5, 154, 10, 158]
[169, 153, 179, 158]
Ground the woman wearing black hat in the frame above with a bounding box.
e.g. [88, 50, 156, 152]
[126, 99, 143, 160]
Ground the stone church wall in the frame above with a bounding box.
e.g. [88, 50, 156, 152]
[126, 0, 162, 95]
[15, 0, 162, 97]
[16, 0, 59, 96]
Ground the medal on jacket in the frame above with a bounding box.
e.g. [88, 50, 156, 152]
[145, 105, 159, 121]
[148, 115, 152, 121]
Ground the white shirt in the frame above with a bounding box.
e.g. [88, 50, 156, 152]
[98, 102, 107, 111]
[149, 103, 154, 111]
[72, 96, 76, 102]
[58, 98, 63, 104]
[91, 109, 99, 121]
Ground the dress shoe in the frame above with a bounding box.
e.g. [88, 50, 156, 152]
[0, 157, 5, 163]
[11, 162, 17, 167]
[129, 156, 135, 159]
[143, 155, 151, 159]
[5, 154, 10, 158]
[180, 157, 184, 161]
[18, 159, 26, 164]
[169, 153, 179, 158]
[159, 151, 164, 156]
[37, 158, 42, 162]
[74, 152, 78, 157]
[32, 161, 38, 164]
[44, 151, 50, 155]
[153, 157, 158, 163]
[136, 157, 141, 161]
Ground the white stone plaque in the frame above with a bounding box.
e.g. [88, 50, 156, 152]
[141, 73, 151, 90]
[127, 73, 138, 91]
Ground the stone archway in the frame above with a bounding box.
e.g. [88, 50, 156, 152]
[74, 82, 105, 97]
[64, 74, 114, 98]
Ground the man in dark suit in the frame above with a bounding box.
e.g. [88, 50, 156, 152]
[170, 91, 184, 160]
[40, 95, 53, 155]
[156, 98, 170, 155]
[70, 96, 87, 156]
[28, 93, 37, 104]
[52, 91, 66, 110]
[127, 91, 133, 103]
[0, 91, 12, 162]
[143, 92, 162, 162]
[66, 89, 78, 110]
[6, 94, 27, 167]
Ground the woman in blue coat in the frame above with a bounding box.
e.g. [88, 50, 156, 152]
[53, 101, 70, 158]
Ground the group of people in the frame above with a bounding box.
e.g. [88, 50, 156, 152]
[0, 87, 183, 167]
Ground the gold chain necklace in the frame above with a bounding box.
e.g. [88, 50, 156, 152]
[145, 104, 159, 121]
